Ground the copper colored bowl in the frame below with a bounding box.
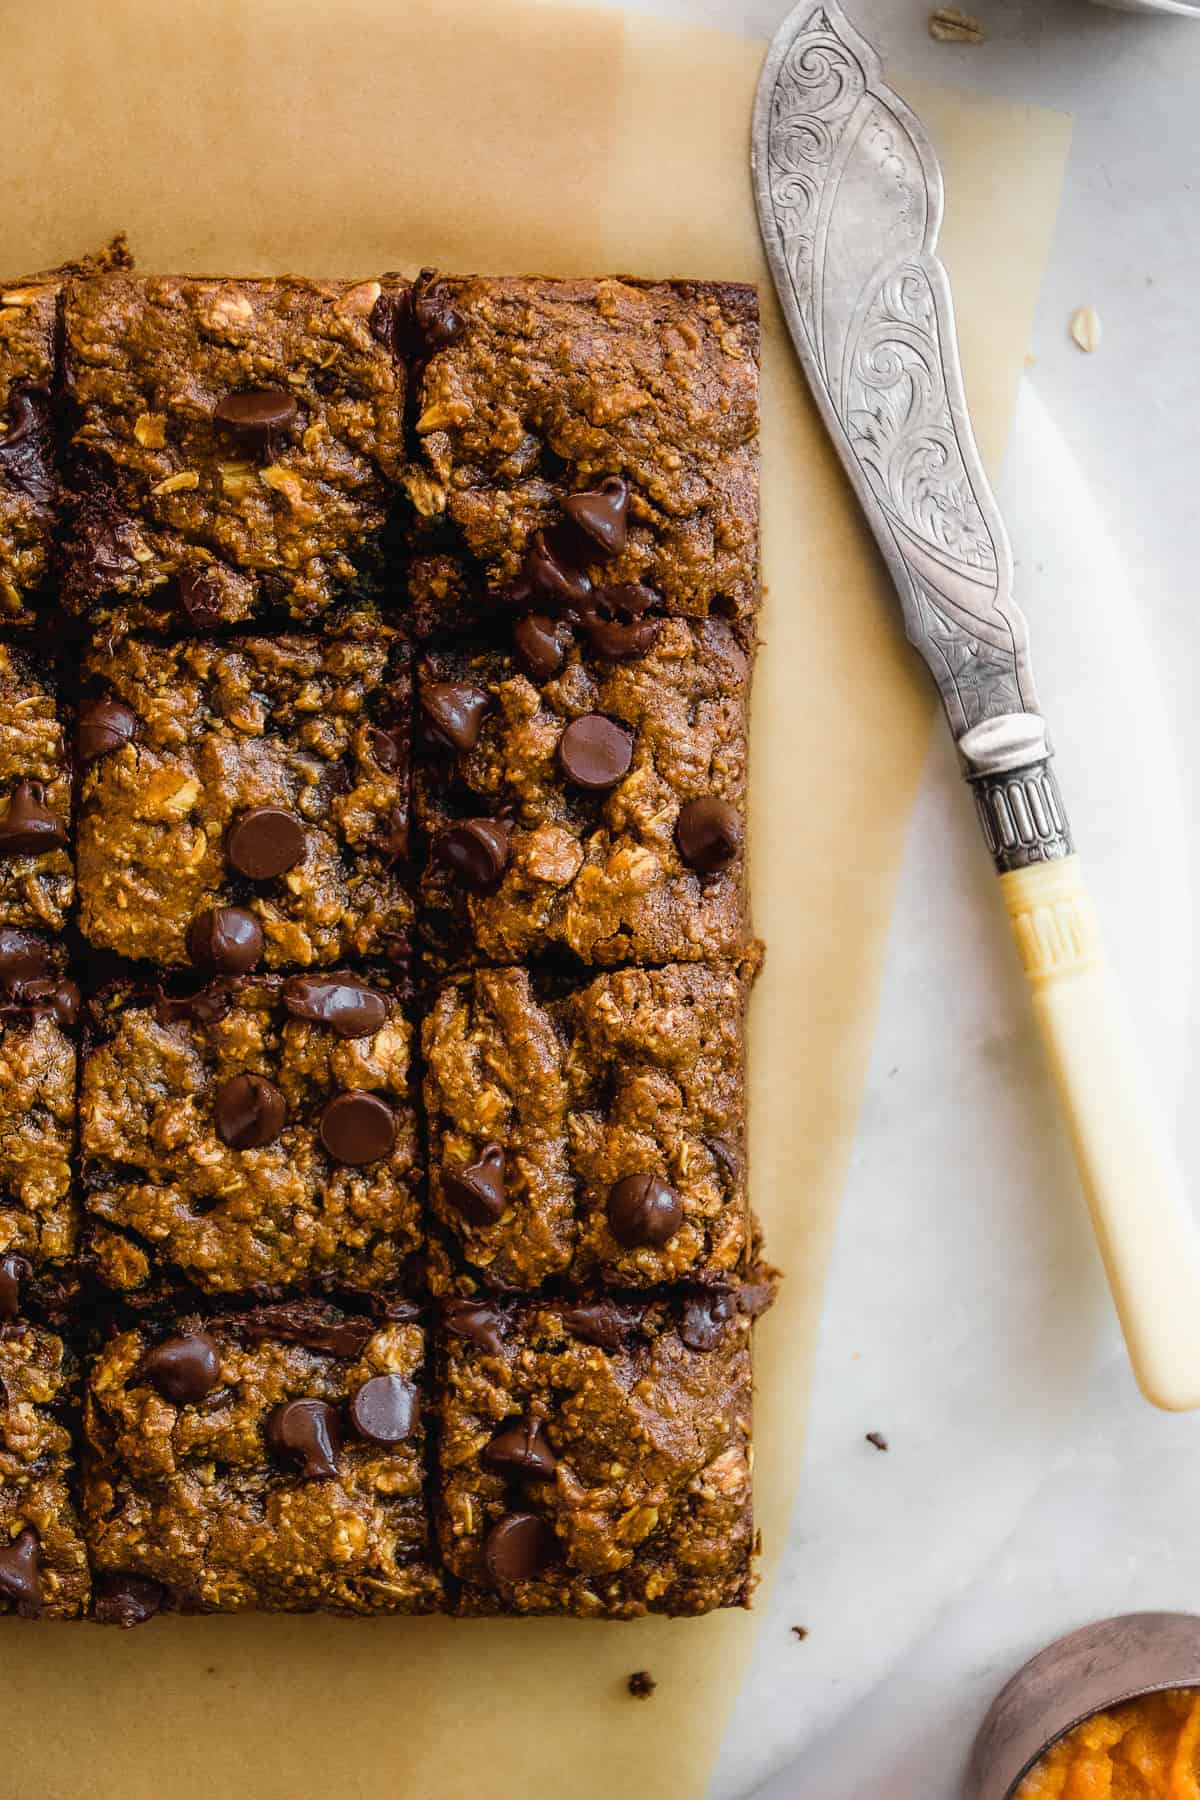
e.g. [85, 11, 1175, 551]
[968, 1612, 1200, 1799]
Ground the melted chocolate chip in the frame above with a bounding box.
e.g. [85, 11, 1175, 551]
[0, 931, 48, 988]
[374, 809, 410, 865]
[708, 1137, 741, 1184]
[578, 583, 662, 660]
[0, 782, 67, 856]
[562, 476, 629, 558]
[0, 388, 54, 507]
[412, 273, 464, 348]
[607, 1173, 683, 1249]
[442, 1144, 506, 1227]
[214, 1073, 287, 1150]
[8, 978, 79, 1027]
[141, 1332, 222, 1404]
[420, 681, 490, 753]
[175, 568, 222, 629]
[78, 698, 138, 763]
[485, 1512, 555, 1585]
[367, 726, 403, 772]
[186, 906, 264, 974]
[0, 1529, 42, 1613]
[558, 715, 633, 791]
[434, 817, 510, 892]
[513, 613, 569, 680]
[319, 1091, 397, 1166]
[737, 1277, 776, 1319]
[282, 977, 387, 1039]
[679, 1289, 737, 1352]
[153, 984, 232, 1028]
[674, 798, 742, 874]
[266, 1399, 341, 1480]
[213, 388, 298, 457]
[369, 289, 409, 355]
[226, 807, 305, 881]
[558, 1300, 642, 1352]
[93, 1572, 164, 1628]
[442, 1299, 508, 1356]
[482, 1415, 557, 1479]
[513, 529, 592, 610]
[240, 1304, 374, 1358]
[0, 1253, 31, 1322]
[350, 1374, 418, 1444]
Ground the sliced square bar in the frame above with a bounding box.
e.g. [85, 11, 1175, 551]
[80, 974, 422, 1299]
[0, 1322, 89, 1619]
[415, 617, 750, 969]
[0, 643, 72, 933]
[423, 961, 751, 1292]
[436, 1290, 759, 1617]
[83, 1298, 441, 1618]
[404, 274, 760, 636]
[76, 633, 412, 969]
[0, 933, 79, 1309]
[0, 278, 58, 630]
[62, 273, 409, 635]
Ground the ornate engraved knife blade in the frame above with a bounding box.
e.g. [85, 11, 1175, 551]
[753, 0, 1200, 1410]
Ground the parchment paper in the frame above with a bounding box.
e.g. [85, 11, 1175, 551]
[0, 4, 1069, 1795]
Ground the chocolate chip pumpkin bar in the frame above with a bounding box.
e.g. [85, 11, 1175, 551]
[423, 961, 752, 1292]
[404, 273, 760, 636]
[80, 974, 422, 1298]
[83, 1298, 441, 1618]
[0, 933, 80, 1305]
[436, 1289, 761, 1617]
[415, 616, 750, 969]
[62, 272, 409, 635]
[76, 633, 412, 969]
[0, 280, 58, 631]
[0, 643, 72, 933]
[0, 1322, 89, 1619]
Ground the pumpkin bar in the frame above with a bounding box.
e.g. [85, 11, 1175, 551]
[0, 933, 79, 1308]
[83, 1298, 441, 1619]
[76, 633, 412, 970]
[80, 974, 422, 1299]
[435, 1288, 765, 1617]
[403, 273, 760, 637]
[415, 616, 751, 969]
[62, 272, 409, 635]
[0, 1322, 89, 1619]
[423, 961, 752, 1292]
[0, 643, 72, 933]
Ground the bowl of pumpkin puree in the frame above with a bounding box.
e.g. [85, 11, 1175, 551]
[969, 1614, 1200, 1799]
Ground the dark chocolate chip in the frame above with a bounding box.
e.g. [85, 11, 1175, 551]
[175, 568, 222, 629]
[214, 1073, 287, 1150]
[679, 1289, 737, 1352]
[13, 978, 79, 1027]
[369, 289, 409, 355]
[434, 817, 510, 892]
[484, 1512, 555, 1586]
[153, 983, 232, 1028]
[213, 388, 298, 457]
[186, 906, 264, 974]
[93, 1573, 164, 1628]
[0, 1253, 31, 1323]
[367, 726, 403, 772]
[482, 1415, 557, 1479]
[558, 715, 633, 790]
[266, 1399, 341, 1480]
[708, 1136, 741, 1184]
[738, 1278, 776, 1319]
[319, 1090, 397, 1166]
[0, 389, 42, 451]
[606, 1173, 683, 1249]
[513, 613, 569, 681]
[674, 797, 743, 874]
[412, 273, 463, 348]
[240, 1303, 374, 1358]
[226, 806, 305, 880]
[374, 808, 410, 865]
[0, 1529, 41, 1613]
[141, 1332, 222, 1405]
[350, 1374, 418, 1444]
[442, 1299, 508, 1356]
[78, 698, 138, 763]
[0, 388, 54, 507]
[420, 681, 490, 753]
[282, 977, 387, 1039]
[558, 1300, 641, 1352]
[442, 1144, 506, 1227]
[521, 529, 592, 610]
[0, 931, 48, 987]
[562, 476, 628, 558]
[0, 782, 68, 856]
[578, 583, 662, 660]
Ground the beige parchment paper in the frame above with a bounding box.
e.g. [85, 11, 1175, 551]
[0, 2, 1069, 1795]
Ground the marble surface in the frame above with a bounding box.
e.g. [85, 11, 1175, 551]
[570, 0, 1200, 1793]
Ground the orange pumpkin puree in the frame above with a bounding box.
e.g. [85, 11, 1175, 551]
[1017, 1689, 1200, 1798]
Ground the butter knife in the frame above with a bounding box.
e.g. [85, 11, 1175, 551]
[753, 0, 1200, 1408]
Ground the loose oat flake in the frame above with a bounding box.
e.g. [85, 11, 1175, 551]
[929, 8, 986, 42]
[1070, 306, 1102, 353]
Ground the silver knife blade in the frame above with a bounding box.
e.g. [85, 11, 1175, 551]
[752, 0, 1071, 869]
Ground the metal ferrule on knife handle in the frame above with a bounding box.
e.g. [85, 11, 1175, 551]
[756, 0, 1200, 1409]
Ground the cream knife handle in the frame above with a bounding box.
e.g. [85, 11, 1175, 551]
[1000, 856, 1200, 1411]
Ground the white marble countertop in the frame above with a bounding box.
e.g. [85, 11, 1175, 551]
[574, 0, 1200, 1792]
